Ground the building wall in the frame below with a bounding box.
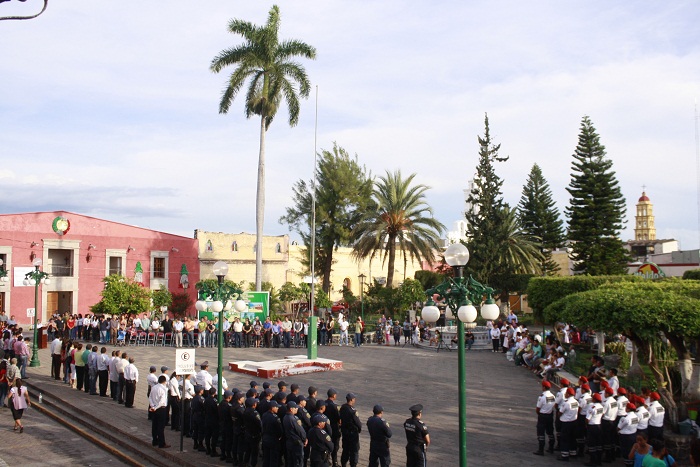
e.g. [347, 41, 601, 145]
[0, 212, 199, 326]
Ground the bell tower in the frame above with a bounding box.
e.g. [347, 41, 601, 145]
[634, 191, 656, 241]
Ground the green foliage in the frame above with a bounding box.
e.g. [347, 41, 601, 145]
[279, 281, 303, 304]
[517, 163, 565, 274]
[352, 170, 445, 287]
[314, 288, 332, 309]
[280, 143, 375, 292]
[414, 270, 444, 290]
[527, 275, 642, 323]
[683, 269, 700, 280]
[565, 116, 629, 275]
[91, 275, 151, 316]
[605, 342, 631, 371]
[170, 291, 193, 318]
[151, 285, 172, 310]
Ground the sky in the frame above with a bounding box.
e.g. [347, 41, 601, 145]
[2, 1, 699, 250]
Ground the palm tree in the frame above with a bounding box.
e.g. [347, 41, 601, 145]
[210, 5, 316, 291]
[499, 206, 544, 275]
[352, 170, 445, 287]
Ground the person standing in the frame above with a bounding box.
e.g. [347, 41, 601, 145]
[190, 385, 206, 451]
[50, 334, 62, 380]
[219, 390, 235, 462]
[204, 387, 220, 457]
[232, 392, 246, 466]
[617, 402, 639, 467]
[309, 413, 334, 467]
[325, 388, 342, 467]
[367, 404, 392, 467]
[601, 387, 619, 462]
[339, 318, 349, 346]
[282, 317, 293, 348]
[146, 365, 158, 420]
[558, 387, 580, 461]
[87, 345, 99, 395]
[183, 374, 195, 437]
[647, 392, 665, 441]
[284, 401, 307, 467]
[243, 397, 263, 467]
[585, 392, 605, 466]
[124, 357, 139, 408]
[108, 350, 120, 400]
[491, 325, 501, 352]
[173, 318, 183, 348]
[97, 347, 109, 397]
[168, 372, 180, 432]
[533, 380, 556, 456]
[8, 378, 31, 433]
[262, 400, 283, 467]
[195, 361, 213, 391]
[115, 352, 128, 404]
[339, 393, 362, 467]
[149, 375, 170, 448]
[404, 404, 430, 467]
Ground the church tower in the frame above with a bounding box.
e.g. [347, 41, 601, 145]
[634, 191, 656, 241]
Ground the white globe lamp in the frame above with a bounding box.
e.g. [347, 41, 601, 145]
[457, 304, 477, 324]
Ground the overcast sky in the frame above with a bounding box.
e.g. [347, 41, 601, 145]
[2, 1, 699, 250]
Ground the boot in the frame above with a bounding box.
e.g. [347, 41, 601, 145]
[533, 450, 544, 456]
[547, 439, 555, 454]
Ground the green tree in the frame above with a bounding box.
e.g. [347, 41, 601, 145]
[352, 170, 445, 287]
[91, 275, 151, 316]
[280, 143, 374, 293]
[170, 291, 194, 318]
[151, 285, 172, 312]
[517, 163, 566, 275]
[464, 114, 510, 286]
[414, 270, 444, 291]
[279, 281, 303, 313]
[211, 5, 316, 291]
[565, 116, 629, 275]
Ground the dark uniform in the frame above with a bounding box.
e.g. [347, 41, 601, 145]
[309, 414, 335, 467]
[190, 387, 206, 451]
[284, 402, 307, 467]
[367, 406, 392, 467]
[339, 395, 362, 467]
[204, 389, 220, 457]
[261, 402, 283, 467]
[218, 392, 234, 462]
[325, 394, 341, 467]
[243, 399, 263, 467]
[231, 395, 246, 466]
[404, 404, 429, 467]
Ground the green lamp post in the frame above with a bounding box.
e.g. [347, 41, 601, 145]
[24, 258, 50, 368]
[421, 243, 499, 467]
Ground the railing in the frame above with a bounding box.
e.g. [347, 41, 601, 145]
[50, 265, 74, 277]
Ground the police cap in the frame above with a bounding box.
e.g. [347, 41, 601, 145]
[409, 404, 423, 414]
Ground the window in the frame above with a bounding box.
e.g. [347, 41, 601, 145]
[48, 249, 74, 277]
[153, 257, 166, 279]
[206, 240, 213, 252]
[232, 241, 238, 252]
[109, 256, 122, 276]
[276, 243, 281, 253]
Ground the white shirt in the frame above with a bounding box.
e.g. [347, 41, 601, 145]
[491, 328, 501, 339]
[132, 317, 142, 329]
[149, 382, 168, 410]
[602, 396, 618, 421]
[109, 357, 120, 382]
[212, 374, 228, 390]
[124, 363, 139, 382]
[173, 320, 184, 332]
[233, 321, 243, 332]
[537, 390, 556, 414]
[339, 320, 349, 332]
[147, 372, 158, 388]
[195, 369, 213, 390]
[559, 397, 579, 422]
[608, 376, 619, 395]
[648, 400, 665, 427]
[184, 378, 195, 400]
[617, 411, 638, 435]
[50, 338, 62, 355]
[168, 377, 181, 398]
[636, 406, 650, 430]
[586, 402, 604, 425]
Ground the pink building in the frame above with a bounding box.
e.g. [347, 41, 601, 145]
[0, 211, 199, 326]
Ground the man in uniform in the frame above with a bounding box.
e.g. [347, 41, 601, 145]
[195, 361, 213, 391]
[308, 386, 319, 415]
[367, 404, 392, 467]
[204, 387, 220, 457]
[262, 400, 283, 467]
[325, 388, 341, 467]
[231, 392, 246, 466]
[148, 375, 171, 448]
[617, 402, 638, 467]
[146, 365, 158, 420]
[124, 357, 139, 408]
[554, 378, 571, 452]
[339, 393, 362, 467]
[585, 392, 605, 466]
[558, 387, 579, 461]
[309, 414, 335, 467]
[190, 385, 206, 451]
[647, 392, 664, 441]
[534, 380, 556, 456]
[284, 401, 308, 467]
[404, 404, 429, 467]
[243, 396, 263, 467]
[601, 386, 619, 462]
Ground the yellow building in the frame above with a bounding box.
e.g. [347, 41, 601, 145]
[194, 230, 425, 301]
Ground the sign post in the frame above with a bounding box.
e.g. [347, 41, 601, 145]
[175, 349, 195, 452]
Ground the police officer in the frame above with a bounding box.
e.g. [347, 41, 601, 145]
[231, 392, 246, 467]
[309, 414, 335, 467]
[243, 397, 263, 467]
[218, 390, 234, 462]
[190, 385, 206, 452]
[340, 393, 362, 467]
[576, 383, 593, 457]
[601, 386, 618, 462]
[554, 378, 571, 452]
[585, 392, 605, 466]
[325, 388, 341, 467]
[617, 402, 639, 467]
[204, 387, 220, 457]
[558, 387, 579, 462]
[367, 404, 392, 467]
[647, 392, 664, 441]
[284, 401, 308, 467]
[404, 404, 429, 467]
[262, 400, 283, 467]
[534, 380, 556, 456]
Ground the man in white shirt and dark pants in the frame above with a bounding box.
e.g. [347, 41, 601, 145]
[124, 357, 139, 408]
[149, 375, 171, 448]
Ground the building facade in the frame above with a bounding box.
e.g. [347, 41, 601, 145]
[0, 212, 199, 326]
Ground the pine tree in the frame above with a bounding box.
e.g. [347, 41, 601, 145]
[465, 114, 510, 286]
[517, 164, 566, 275]
[565, 116, 629, 275]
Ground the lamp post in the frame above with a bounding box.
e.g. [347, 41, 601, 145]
[23, 258, 50, 368]
[195, 261, 246, 402]
[358, 273, 366, 322]
[421, 243, 499, 467]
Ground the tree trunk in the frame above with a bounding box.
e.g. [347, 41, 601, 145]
[255, 115, 266, 292]
[665, 332, 700, 401]
[386, 235, 396, 287]
[322, 245, 333, 294]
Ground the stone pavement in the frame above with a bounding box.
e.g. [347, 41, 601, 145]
[10, 340, 569, 466]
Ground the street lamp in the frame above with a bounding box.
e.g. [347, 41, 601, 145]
[195, 261, 245, 402]
[421, 243, 499, 467]
[358, 273, 366, 322]
[23, 258, 50, 367]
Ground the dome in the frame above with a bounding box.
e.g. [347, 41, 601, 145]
[638, 191, 650, 202]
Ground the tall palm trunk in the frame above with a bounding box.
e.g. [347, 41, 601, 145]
[386, 235, 397, 287]
[255, 114, 266, 291]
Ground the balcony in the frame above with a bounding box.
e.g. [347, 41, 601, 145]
[51, 264, 74, 277]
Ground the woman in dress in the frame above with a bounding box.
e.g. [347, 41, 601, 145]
[0, 360, 8, 407]
[8, 378, 31, 432]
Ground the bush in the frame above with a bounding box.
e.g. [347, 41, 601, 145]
[683, 269, 700, 280]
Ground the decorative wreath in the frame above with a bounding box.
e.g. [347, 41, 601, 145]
[52, 216, 71, 236]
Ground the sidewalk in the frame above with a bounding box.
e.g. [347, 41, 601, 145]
[20, 341, 564, 466]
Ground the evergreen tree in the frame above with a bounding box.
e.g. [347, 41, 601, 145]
[464, 114, 510, 286]
[517, 164, 566, 275]
[280, 143, 374, 293]
[565, 116, 629, 275]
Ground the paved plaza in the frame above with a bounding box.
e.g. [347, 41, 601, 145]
[2, 340, 566, 466]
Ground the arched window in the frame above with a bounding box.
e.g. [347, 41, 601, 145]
[232, 241, 238, 252]
[276, 243, 281, 253]
[206, 240, 213, 252]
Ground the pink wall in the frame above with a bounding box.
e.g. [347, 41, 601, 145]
[0, 211, 199, 326]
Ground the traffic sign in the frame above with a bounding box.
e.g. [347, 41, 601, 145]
[175, 348, 195, 375]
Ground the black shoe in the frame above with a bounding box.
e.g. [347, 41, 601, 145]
[533, 451, 544, 456]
